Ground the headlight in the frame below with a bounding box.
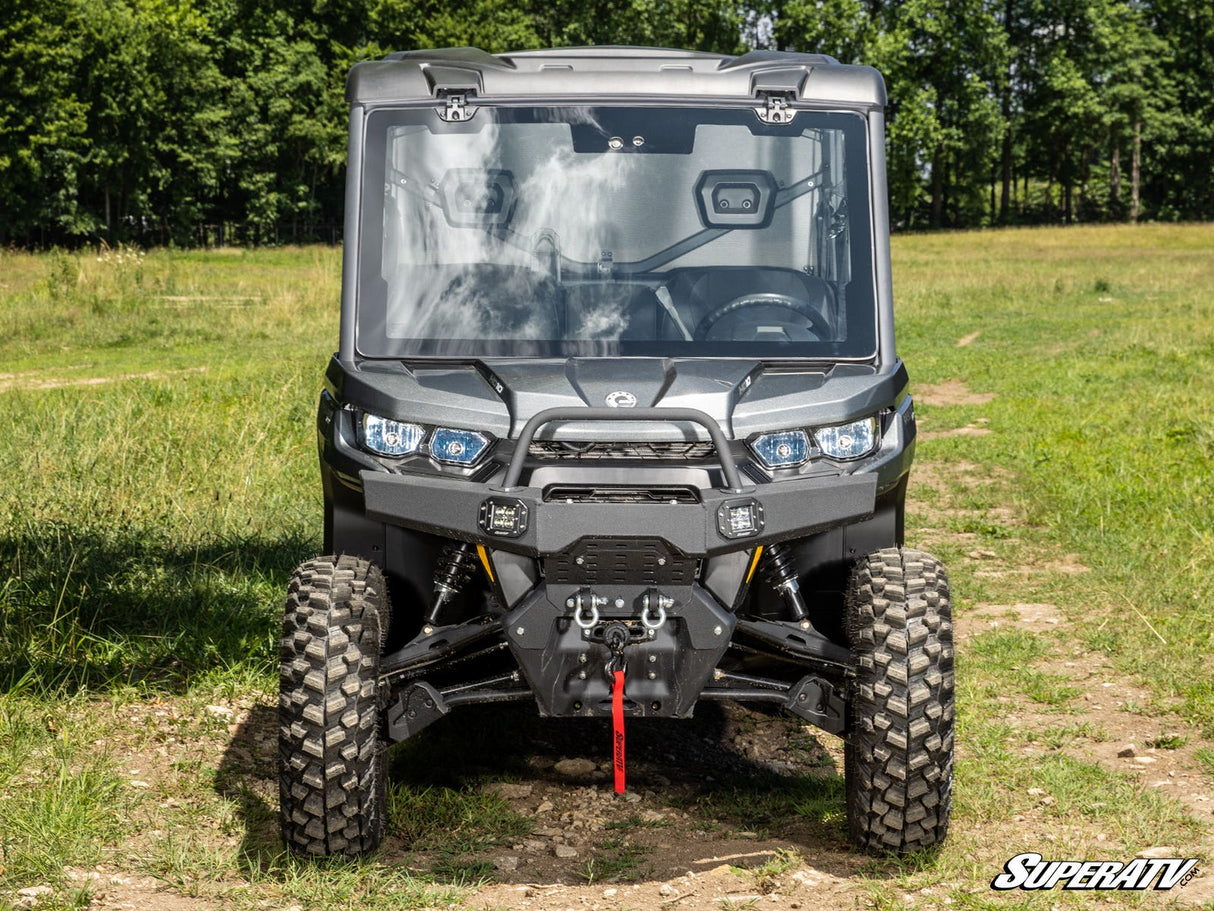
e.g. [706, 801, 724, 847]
[814, 417, 878, 461]
[431, 428, 491, 465]
[750, 430, 810, 468]
[362, 414, 424, 456]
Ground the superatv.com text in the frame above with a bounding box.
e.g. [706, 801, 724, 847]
[992, 852, 1200, 891]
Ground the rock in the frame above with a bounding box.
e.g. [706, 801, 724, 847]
[624, 791, 642, 803]
[1117, 744, 1137, 758]
[736, 831, 758, 839]
[554, 844, 579, 859]
[602, 888, 618, 897]
[205, 704, 233, 717]
[1026, 787, 1044, 796]
[659, 883, 678, 897]
[1135, 756, 1157, 765]
[15, 886, 54, 909]
[536, 800, 554, 814]
[487, 782, 533, 800]
[522, 838, 547, 853]
[641, 809, 665, 823]
[495, 855, 520, 871]
[1040, 796, 1056, 806]
[1137, 846, 1178, 859]
[554, 758, 597, 777]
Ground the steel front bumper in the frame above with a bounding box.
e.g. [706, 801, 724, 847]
[361, 469, 877, 558]
[365, 407, 875, 732]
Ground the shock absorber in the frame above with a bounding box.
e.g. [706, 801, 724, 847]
[425, 542, 478, 628]
[760, 542, 811, 629]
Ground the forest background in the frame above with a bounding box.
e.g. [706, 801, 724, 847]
[2, 0, 1211, 247]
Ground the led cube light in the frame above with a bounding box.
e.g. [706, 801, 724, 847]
[716, 498, 764, 539]
[478, 497, 529, 538]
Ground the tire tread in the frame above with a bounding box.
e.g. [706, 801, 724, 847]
[279, 554, 387, 857]
[845, 547, 954, 853]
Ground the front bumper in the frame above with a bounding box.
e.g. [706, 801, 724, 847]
[360, 406, 879, 735]
[362, 468, 878, 558]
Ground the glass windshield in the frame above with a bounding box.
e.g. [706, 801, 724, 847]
[357, 105, 875, 359]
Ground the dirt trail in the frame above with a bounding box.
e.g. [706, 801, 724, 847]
[0, 366, 206, 392]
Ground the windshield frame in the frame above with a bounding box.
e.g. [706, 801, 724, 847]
[354, 100, 879, 363]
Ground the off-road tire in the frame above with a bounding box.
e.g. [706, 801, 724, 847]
[279, 555, 389, 856]
[844, 547, 953, 853]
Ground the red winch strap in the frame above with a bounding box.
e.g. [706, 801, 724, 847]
[612, 669, 626, 794]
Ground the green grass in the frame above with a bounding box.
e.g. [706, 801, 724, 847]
[578, 837, 654, 884]
[896, 224, 1214, 733]
[387, 785, 533, 853]
[0, 697, 126, 884]
[0, 245, 335, 695]
[1, 227, 1213, 907]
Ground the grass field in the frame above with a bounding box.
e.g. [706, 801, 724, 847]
[1, 224, 1213, 909]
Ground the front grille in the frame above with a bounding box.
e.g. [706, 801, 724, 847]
[529, 440, 717, 461]
[543, 485, 700, 504]
[545, 538, 697, 586]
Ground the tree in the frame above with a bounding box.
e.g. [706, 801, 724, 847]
[0, 0, 91, 242]
[865, 0, 1007, 228]
[1138, 0, 1213, 221]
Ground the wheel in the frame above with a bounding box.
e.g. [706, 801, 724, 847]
[279, 555, 389, 856]
[844, 547, 954, 853]
[691, 292, 832, 341]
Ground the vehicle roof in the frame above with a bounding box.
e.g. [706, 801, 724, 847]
[347, 46, 886, 108]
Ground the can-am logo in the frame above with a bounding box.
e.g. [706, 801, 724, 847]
[992, 852, 1200, 891]
[604, 391, 637, 408]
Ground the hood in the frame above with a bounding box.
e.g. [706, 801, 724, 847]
[331, 357, 907, 441]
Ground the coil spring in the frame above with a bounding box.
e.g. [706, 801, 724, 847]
[759, 542, 809, 623]
[427, 542, 479, 625]
[434, 542, 478, 595]
[760, 542, 798, 591]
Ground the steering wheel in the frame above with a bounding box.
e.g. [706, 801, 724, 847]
[692, 292, 831, 342]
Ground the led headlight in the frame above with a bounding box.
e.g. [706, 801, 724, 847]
[750, 430, 810, 468]
[362, 413, 424, 456]
[814, 417, 878, 461]
[431, 428, 491, 465]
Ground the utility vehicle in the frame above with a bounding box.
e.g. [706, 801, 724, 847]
[278, 46, 954, 858]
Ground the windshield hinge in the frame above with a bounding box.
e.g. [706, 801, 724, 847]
[755, 91, 796, 125]
[437, 90, 477, 123]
